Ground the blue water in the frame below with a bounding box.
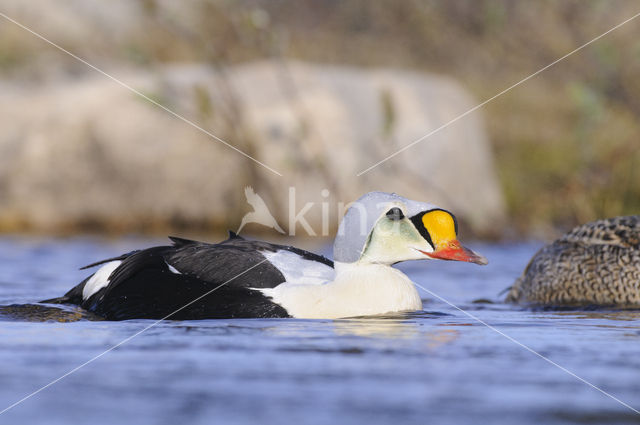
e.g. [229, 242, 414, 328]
[1, 236, 639, 425]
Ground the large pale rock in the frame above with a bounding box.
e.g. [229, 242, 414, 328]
[0, 61, 505, 236]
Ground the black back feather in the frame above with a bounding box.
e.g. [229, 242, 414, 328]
[59, 236, 333, 320]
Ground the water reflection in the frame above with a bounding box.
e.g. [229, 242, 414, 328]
[550, 310, 640, 322]
[331, 314, 461, 349]
[331, 318, 421, 339]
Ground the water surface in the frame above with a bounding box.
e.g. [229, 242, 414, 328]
[0, 236, 639, 425]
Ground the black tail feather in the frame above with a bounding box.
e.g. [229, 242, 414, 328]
[39, 296, 72, 304]
[80, 250, 139, 270]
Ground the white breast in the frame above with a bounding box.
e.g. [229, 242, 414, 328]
[264, 262, 422, 319]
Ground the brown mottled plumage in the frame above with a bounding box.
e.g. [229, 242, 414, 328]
[506, 216, 640, 306]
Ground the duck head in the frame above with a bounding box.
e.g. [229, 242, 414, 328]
[333, 192, 487, 266]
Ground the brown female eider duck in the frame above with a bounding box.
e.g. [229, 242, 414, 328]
[506, 215, 640, 306]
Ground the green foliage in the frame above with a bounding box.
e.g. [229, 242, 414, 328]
[379, 88, 397, 140]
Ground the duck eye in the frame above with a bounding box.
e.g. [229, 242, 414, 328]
[386, 207, 405, 220]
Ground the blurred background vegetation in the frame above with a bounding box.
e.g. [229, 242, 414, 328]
[1, 0, 639, 238]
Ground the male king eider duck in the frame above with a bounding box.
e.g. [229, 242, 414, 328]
[43, 192, 487, 320]
[506, 215, 640, 306]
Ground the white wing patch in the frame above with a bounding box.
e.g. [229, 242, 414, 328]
[165, 260, 181, 274]
[261, 249, 334, 285]
[82, 261, 122, 300]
